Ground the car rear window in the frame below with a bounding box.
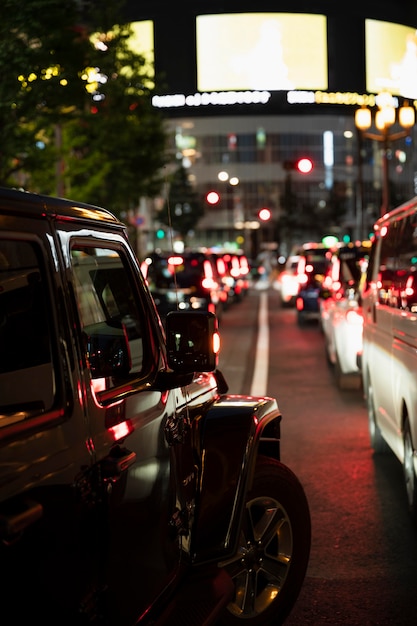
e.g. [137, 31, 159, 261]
[147, 253, 207, 289]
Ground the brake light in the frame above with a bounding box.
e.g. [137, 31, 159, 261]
[404, 275, 415, 297]
[230, 256, 240, 277]
[322, 275, 332, 289]
[202, 259, 218, 290]
[240, 256, 249, 275]
[202, 277, 218, 289]
[108, 420, 133, 441]
[167, 255, 183, 266]
[296, 297, 304, 311]
[346, 309, 363, 325]
[217, 258, 226, 274]
[213, 331, 221, 355]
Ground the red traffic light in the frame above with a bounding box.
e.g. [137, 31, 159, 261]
[206, 191, 220, 205]
[296, 158, 313, 174]
[258, 207, 271, 221]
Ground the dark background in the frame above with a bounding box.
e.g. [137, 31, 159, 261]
[124, 0, 417, 116]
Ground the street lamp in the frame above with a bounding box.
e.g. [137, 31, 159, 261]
[355, 91, 415, 216]
[217, 170, 240, 229]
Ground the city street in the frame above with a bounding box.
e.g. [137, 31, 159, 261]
[218, 285, 417, 625]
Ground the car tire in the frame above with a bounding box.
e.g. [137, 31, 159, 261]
[403, 417, 417, 519]
[367, 375, 390, 453]
[218, 456, 311, 626]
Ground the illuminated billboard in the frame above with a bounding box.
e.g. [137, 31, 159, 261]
[366, 19, 417, 99]
[196, 13, 328, 92]
[128, 20, 155, 76]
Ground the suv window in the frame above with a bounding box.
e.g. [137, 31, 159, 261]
[0, 239, 55, 424]
[71, 245, 147, 385]
[376, 214, 417, 308]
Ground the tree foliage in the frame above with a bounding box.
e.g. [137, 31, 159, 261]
[0, 0, 169, 213]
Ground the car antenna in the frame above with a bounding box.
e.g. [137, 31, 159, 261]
[163, 169, 179, 309]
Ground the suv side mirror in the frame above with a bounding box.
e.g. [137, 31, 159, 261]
[165, 311, 220, 373]
[85, 321, 131, 379]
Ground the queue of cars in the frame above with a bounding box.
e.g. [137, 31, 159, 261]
[276, 243, 330, 324]
[141, 248, 251, 323]
[279, 201, 417, 523]
[319, 241, 371, 389]
[276, 241, 371, 389]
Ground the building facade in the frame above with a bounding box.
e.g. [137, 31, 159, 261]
[125, 1, 417, 257]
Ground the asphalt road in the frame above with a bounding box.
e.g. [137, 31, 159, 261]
[218, 284, 417, 626]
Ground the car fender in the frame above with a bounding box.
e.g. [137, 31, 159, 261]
[190, 394, 281, 564]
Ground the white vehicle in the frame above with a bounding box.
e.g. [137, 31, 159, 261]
[276, 255, 300, 306]
[361, 197, 417, 519]
[319, 242, 371, 389]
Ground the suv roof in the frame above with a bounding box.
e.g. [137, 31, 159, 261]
[0, 186, 122, 225]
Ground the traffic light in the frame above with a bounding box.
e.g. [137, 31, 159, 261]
[258, 207, 271, 221]
[283, 158, 314, 173]
[296, 157, 314, 174]
[206, 191, 220, 205]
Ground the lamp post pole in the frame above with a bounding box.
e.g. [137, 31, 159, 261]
[381, 130, 390, 215]
[355, 92, 415, 217]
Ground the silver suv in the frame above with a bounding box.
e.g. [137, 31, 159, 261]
[0, 186, 310, 626]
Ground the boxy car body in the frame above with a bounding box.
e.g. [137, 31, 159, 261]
[361, 197, 417, 518]
[0, 187, 310, 626]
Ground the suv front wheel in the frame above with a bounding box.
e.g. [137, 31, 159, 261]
[218, 456, 311, 626]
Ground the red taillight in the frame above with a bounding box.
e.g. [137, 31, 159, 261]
[213, 331, 221, 355]
[240, 256, 249, 275]
[296, 297, 304, 311]
[202, 277, 217, 289]
[346, 309, 363, 325]
[108, 420, 133, 441]
[167, 255, 184, 266]
[217, 258, 226, 274]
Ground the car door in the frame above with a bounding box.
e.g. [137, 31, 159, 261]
[364, 229, 397, 437]
[0, 223, 96, 624]
[60, 227, 197, 625]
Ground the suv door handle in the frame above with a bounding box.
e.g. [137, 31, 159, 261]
[101, 446, 136, 483]
[0, 499, 43, 543]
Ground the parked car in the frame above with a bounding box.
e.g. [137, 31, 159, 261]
[319, 241, 371, 389]
[295, 243, 330, 325]
[0, 186, 311, 626]
[276, 255, 300, 306]
[361, 197, 417, 519]
[142, 249, 228, 322]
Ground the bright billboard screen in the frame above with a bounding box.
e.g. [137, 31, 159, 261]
[196, 13, 328, 92]
[366, 19, 417, 99]
[128, 20, 154, 75]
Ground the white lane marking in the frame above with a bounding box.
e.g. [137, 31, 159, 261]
[250, 291, 269, 397]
